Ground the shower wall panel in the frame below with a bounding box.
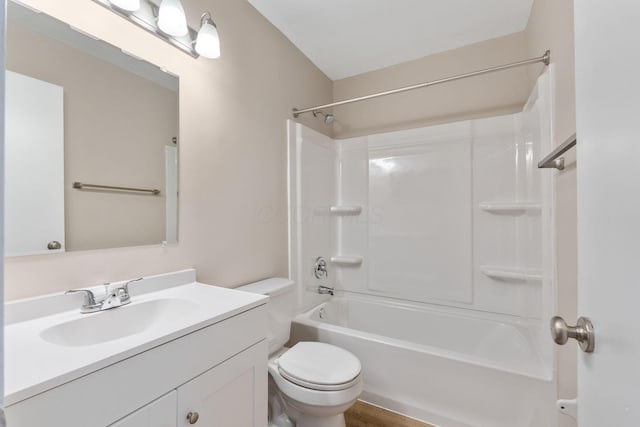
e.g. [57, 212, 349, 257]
[334, 111, 548, 318]
[366, 123, 473, 304]
[288, 122, 337, 311]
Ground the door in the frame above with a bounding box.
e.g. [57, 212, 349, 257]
[177, 343, 267, 427]
[5, 71, 65, 256]
[574, 2, 640, 426]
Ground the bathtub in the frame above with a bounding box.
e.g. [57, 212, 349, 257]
[290, 295, 557, 427]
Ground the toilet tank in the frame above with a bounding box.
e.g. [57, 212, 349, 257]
[236, 278, 295, 355]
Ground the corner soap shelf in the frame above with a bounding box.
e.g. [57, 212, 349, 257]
[330, 256, 363, 266]
[479, 202, 541, 214]
[330, 206, 362, 215]
[480, 266, 542, 282]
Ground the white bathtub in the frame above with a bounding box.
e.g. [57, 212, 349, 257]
[290, 295, 557, 427]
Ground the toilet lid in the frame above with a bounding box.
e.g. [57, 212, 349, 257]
[277, 342, 361, 391]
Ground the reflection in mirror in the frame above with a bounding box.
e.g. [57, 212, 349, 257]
[5, 1, 179, 256]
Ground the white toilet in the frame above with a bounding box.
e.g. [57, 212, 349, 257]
[238, 278, 362, 427]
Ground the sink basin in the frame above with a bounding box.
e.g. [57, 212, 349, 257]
[40, 298, 197, 347]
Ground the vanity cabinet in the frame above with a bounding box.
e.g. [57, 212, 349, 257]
[5, 303, 268, 427]
[109, 342, 266, 427]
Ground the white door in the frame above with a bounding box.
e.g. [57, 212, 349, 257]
[177, 343, 267, 427]
[574, 2, 640, 426]
[5, 71, 65, 256]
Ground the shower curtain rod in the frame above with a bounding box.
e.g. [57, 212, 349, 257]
[292, 50, 550, 117]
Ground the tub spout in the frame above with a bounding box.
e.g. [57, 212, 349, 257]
[318, 285, 334, 296]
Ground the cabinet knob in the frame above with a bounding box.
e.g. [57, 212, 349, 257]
[47, 240, 62, 250]
[186, 411, 200, 424]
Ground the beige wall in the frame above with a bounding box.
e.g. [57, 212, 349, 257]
[332, 32, 531, 139]
[526, 1, 577, 427]
[7, 23, 177, 251]
[4, 0, 332, 300]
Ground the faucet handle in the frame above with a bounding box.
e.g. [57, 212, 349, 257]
[314, 257, 328, 279]
[118, 277, 143, 304]
[122, 277, 143, 291]
[65, 289, 101, 312]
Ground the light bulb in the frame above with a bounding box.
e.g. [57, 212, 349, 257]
[157, 0, 188, 37]
[195, 13, 221, 59]
[109, 0, 141, 12]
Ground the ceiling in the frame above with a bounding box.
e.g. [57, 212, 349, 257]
[247, 0, 534, 80]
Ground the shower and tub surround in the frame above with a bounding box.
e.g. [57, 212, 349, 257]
[288, 70, 555, 426]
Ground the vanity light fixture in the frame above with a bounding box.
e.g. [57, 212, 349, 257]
[195, 12, 221, 59]
[108, 0, 141, 12]
[157, 0, 188, 37]
[92, 0, 221, 59]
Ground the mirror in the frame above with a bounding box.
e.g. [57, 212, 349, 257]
[5, 1, 179, 256]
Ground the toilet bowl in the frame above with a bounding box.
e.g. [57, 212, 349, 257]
[237, 278, 362, 427]
[269, 343, 362, 427]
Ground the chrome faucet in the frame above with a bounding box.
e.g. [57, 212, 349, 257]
[66, 278, 142, 313]
[318, 285, 335, 296]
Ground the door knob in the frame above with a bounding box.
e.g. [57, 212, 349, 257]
[550, 316, 595, 353]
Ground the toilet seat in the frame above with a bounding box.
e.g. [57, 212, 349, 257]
[278, 342, 361, 391]
[268, 343, 363, 408]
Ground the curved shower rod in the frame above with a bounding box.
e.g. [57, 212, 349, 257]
[292, 50, 550, 118]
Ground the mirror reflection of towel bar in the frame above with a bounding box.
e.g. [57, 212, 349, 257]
[72, 182, 160, 195]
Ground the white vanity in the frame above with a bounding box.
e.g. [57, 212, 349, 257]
[4, 269, 268, 427]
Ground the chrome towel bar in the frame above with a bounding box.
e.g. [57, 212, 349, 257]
[538, 134, 576, 171]
[72, 182, 161, 195]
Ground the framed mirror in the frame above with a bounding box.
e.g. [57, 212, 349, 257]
[5, 1, 179, 256]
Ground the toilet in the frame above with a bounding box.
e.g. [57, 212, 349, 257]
[238, 278, 362, 427]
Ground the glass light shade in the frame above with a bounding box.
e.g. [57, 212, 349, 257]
[195, 22, 221, 59]
[108, 0, 141, 12]
[157, 0, 188, 37]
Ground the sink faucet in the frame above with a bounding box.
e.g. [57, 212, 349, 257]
[66, 278, 142, 313]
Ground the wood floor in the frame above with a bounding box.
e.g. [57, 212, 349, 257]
[345, 400, 435, 427]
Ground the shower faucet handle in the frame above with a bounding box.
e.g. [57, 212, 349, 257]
[314, 256, 328, 279]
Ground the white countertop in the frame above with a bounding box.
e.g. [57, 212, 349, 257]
[4, 270, 267, 406]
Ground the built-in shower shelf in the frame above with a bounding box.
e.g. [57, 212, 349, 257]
[330, 206, 363, 215]
[330, 256, 363, 266]
[479, 202, 541, 214]
[480, 266, 542, 282]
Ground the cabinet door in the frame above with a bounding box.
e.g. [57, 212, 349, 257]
[109, 391, 177, 427]
[177, 342, 267, 427]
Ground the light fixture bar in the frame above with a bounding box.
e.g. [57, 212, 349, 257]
[92, 0, 199, 58]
